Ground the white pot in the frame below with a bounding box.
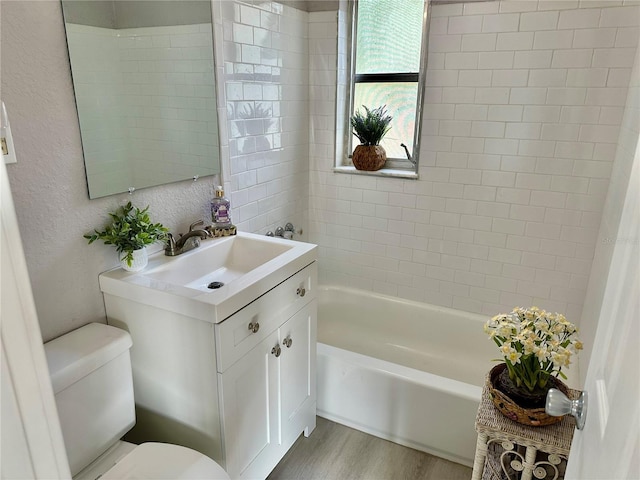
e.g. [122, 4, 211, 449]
[120, 247, 148, 272]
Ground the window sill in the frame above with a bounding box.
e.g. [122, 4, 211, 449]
[333, 166, 419, 180]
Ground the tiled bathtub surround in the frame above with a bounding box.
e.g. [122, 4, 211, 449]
[308, 1, 639, 320]
[66, 23, 219, 197]
[220, 2, 310, 236]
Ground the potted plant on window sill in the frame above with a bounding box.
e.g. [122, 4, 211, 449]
[484, 307, 583, 426]
[84, 201, 168, 272]
[350, 105, 392, 171]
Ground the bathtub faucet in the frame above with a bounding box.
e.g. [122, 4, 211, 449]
[266, 222, 297, 239]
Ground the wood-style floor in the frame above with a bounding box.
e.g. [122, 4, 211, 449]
[268, 417, 472, 480]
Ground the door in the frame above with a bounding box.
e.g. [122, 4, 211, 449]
[218, 331, 279, 479]
[279, 300, 317, 446]
[565, 149, 639, 478]
[1, 146, 70, 478]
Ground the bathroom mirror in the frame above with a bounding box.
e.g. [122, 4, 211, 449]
[61, 0, 221, 199]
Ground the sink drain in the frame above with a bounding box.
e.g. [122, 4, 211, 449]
[208, 281, 225, 289]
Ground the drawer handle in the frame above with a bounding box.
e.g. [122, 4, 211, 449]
[296, 287, 306, 297]
[248, 322, 260, 333]
[284, 336, 293, 348]
[271, 344, 281, 357]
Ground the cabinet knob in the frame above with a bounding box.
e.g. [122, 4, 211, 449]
[271, 344, 281, 357]
[296, 287, 306, 297]
[248, 322, 260, 333]
[284, 336, 293, 348]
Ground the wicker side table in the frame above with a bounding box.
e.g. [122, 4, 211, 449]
[471, 382, 578, 480]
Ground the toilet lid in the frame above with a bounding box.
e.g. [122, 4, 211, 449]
[101, 443, 230, 480]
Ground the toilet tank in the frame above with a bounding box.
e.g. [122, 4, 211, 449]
[44, 323, 135, 477]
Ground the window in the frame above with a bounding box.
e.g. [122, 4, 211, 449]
[340, 0, 428, 175]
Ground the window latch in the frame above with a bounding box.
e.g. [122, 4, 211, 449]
[400, 143, 416, 166]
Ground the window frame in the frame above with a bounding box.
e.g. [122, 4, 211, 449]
[342, 0, 431, 174]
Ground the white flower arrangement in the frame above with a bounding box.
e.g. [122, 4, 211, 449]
[484, 307, 583, 393]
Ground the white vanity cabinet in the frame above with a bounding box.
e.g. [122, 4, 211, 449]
[219, 301, 316, 479]
[102, 261, 317, 480]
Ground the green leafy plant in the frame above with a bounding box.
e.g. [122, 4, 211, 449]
[484, 307, 583, 393]
[350, 105, 393, 146]
[84, 202, 168, 267]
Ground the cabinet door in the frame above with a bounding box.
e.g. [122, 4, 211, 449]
[218, 331, 280, 479]
[279, 300, 317, 446]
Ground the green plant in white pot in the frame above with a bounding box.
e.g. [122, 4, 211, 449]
[350, 105, 393, 171]
[84, 202, 168, 272]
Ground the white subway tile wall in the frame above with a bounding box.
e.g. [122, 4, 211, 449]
[66, 23, 220, 197]
[220, 2, 309, 235]
[308, 1, 639, 320]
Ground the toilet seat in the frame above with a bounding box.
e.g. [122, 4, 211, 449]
[101, 443, 230, 480]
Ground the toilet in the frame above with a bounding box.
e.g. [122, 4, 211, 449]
[44, 322, 230, 480]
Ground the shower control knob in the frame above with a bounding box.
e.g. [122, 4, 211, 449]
[248, 322, 260, 333]
[296, 287, 306, 297]
[271, 344, 281, 357]
[284, 336, 293, 348]
[283, 223, 296, 239]
[545, 388, 588, 430]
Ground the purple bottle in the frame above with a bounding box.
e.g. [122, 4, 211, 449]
[211, 186, 231, 226]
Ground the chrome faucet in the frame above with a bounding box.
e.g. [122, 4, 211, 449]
[165, 220, 211, 256]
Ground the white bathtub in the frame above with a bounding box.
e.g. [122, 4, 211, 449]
[316, 286, 496, 467]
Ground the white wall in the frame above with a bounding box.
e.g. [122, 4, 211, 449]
[2, 0, 309, 341]
[309, 0, 639, 323]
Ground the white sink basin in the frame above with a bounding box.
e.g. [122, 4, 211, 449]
[99, 231, 317, 323]
[144, 235, 293, 292]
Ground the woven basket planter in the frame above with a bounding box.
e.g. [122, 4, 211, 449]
[487, 363, 568, 427]
[352, 145, 387, 171]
